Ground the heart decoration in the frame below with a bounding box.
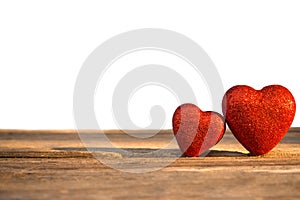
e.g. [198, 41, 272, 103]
[222, 85, 296, 155]
[172, 103, 226, 157]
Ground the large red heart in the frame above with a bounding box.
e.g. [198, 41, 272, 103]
[172, 103, 226, 157]
[222, 85, 296, 155]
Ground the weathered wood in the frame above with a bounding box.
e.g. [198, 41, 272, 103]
[0, 129, 299, 199]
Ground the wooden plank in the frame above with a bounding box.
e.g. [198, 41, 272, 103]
[0, 129, 299, 199]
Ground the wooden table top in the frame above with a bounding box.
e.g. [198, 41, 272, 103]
[0, 129, 299, 199]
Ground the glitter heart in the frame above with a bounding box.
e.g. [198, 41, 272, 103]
[172, 103, 226, 157]
[222, 85, 296, 155]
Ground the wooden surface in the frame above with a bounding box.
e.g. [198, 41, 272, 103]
[0, 129, 299, 200]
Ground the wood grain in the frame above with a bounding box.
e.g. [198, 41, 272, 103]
[0, 129, 299, 199]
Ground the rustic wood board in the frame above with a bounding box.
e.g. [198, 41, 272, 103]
[0, 129, 299, 199]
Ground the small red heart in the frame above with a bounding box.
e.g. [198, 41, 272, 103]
[222, 85, 296, 155]
[172, 103, 226, 157]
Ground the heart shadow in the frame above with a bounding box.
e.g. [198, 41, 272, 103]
[205, 150, 249, 157]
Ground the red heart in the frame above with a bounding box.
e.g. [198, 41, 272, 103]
[222, 85, 296, 155]
[172, 103, 226, 157]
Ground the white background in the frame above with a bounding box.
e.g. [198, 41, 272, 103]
[0, 0, 299, 129]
